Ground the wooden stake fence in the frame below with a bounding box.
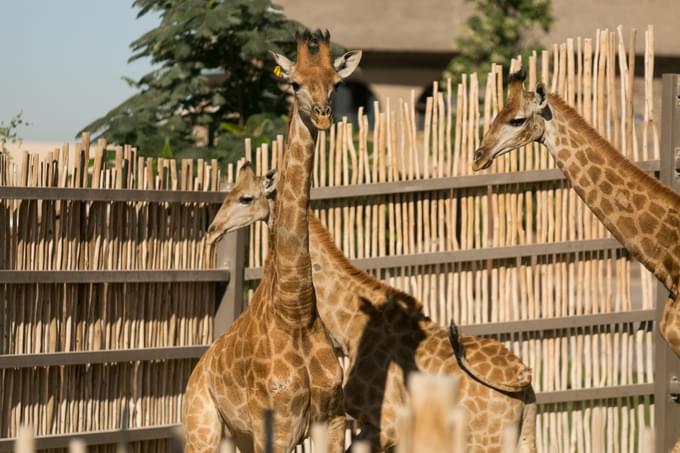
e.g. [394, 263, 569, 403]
[0, 24, 673, 452]
[0, 143, 228, 452]
[236, 25, 662, 453]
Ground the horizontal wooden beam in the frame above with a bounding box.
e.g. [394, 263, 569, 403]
[536, 383, 654, 405]
[309, 159, 659, 200]
[0, 384, 655, 449]
[0, 424, 181, 451]
[460, 309, 655, 336]
[244, 237, 623, 280]
[0, 186, 225, 203]
[2, 309, 653, 369]
[0, 345, 208, 369]
[0, 160, 660, 204]
[0, 269, 229, 284]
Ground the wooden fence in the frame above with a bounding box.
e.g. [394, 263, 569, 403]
[1, 24, 679, 452]
[0, 142, 226, 451]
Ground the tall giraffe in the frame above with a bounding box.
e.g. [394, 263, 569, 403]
[472, 70, 680, 357]
[183, 31, 362, 453]
[207, 164, 537, 453]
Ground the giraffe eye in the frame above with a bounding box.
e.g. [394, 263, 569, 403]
[239, 195, 255, 205]
[291, 82, 301, 92]
[509, 117, 527, 127]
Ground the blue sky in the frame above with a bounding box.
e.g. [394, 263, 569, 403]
[0, 1, 158, 141]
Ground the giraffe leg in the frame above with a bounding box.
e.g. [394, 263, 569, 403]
[182, 363, 222, 453]
[516, 388, 537, 453]
[322, 389, 346, 453]
[660, 295, 680, 358]
[307, 325, 346, 453]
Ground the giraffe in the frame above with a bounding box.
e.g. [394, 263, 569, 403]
[206, 163, 537, 452]
[471, 69, 680, 360]
[183, 31, 362, 453]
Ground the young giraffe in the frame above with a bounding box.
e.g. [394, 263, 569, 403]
[207, 164, 537, 453]
[183, 31, 362, 453]
[472, 69, 680, 359]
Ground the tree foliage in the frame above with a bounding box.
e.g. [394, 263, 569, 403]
[0, 112, 30, 154]
[80, 0, 303, 163]
[444, 0, 553, 81]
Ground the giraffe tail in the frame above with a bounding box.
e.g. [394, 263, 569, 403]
[516, 386, 537, 453]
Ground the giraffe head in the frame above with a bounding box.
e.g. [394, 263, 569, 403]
[472, 69, 553, 171]
[270, 30, 362, 130]
[205, 161, 277, 244]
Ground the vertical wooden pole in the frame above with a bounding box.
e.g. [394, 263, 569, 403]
[655, 73, 680, 453]
[213, 228, 248, 339]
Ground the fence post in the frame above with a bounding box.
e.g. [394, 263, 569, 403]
[655, 73, 680, 453]
[214, 227, 248, 339]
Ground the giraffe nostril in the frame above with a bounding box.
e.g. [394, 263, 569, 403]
[313, 105, 322, 116]
[473, 149, 484, 161]
[322, 106, 332, 116]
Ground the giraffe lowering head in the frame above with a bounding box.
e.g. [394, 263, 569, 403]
[205, 161, 538, 451]
[472, 69, 553, 171]
[270, 29, 361, 130]
[205, 162, 277, 244]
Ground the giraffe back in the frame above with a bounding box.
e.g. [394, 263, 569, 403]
[449, 323, 532, 393]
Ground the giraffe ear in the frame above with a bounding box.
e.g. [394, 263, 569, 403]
[535, 83, 548, 107]
[269, 50, 294, 80]
[334, 50, 362, 79]
[535, 83, 553, 120]
[262, 169, 279, 197]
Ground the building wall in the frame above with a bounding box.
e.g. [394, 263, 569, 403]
[277, 0, 678, 54]
[277, 0, 679, 105]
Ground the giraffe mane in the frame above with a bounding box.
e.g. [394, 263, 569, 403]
[308, 217, 424, 314]
[547, 91, 677, 207]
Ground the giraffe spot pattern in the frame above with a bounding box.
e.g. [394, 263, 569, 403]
[638, 211, 659, 235]
[587, 166, 602, 183]
[618, 216, 637, 236]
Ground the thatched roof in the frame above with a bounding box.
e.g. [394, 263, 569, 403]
[277, 0, 678, 56]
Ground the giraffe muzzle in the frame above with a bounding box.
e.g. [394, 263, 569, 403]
[472, 147, 493, 171]
[205, 224, 223, 245]
[311, 104, 333, 130]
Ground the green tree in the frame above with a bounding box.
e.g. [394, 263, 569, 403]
[80, 0, 304, 164]
[0, 112, 30, 154]
[444, 0, 553, 81]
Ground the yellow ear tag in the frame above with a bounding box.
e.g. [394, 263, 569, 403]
[273, 65, 283, 78]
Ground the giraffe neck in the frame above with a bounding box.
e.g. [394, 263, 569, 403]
[543, 93, 680, 294]
[306, 215, 424, 356]
[268, 103, 318, 326]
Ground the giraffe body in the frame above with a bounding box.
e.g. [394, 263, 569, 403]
[473, 70, 680, 359]
[473, 69, 680, 449]
[184, 31, 362, 453]
[208, 168, 537, 452]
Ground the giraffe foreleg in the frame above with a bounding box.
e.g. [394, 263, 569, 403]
[321, 386, 346, 453]
[182, 363, 222, 453]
